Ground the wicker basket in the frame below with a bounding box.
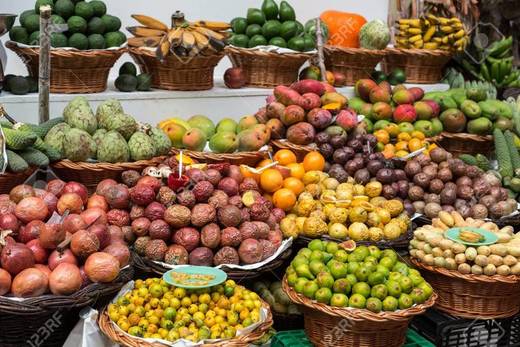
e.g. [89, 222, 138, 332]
[324, 46, 386, 86]
[0, 266, 133, 347]
[381, 48, 452, 84]
[6, 42, 124, 94]
[51, 157, 166, 193]
[128, 47, 224, 91]
[269, 140, 317, 162]
[169, 148, 267, 167]
[283, 277, 436, 347]
[0, 168, 37, 194]
[435, 132, 494, 157]
[99, 301, 273, 347]
[411, 258, 520, 319]
[226, 46, 311, 88]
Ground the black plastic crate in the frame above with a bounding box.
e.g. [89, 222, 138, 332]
[411, 308, 520, 347]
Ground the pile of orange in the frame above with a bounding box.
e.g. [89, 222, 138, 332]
[241, 150, 325, 212]
[374, 130, 436, 159]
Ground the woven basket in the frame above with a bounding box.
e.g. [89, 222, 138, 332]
[99, 301, 273, 347]
[381, 48, 452, 84]
[324, 46, 386, 86]
[283, 277, 436, 347]
[129, 47, 224, 91]
[411, 258, 520, 319]
[269, 140, 317, 162]
[226, 46, 311, 88]
[51, 157, 166, 193]
[435, 132, 494, 157]
[0, 167, 37, 194]
[6, 42, 124, 94]
[0, 266, 133, 347]
[169, 148, 267, 167]
[133, 249, 291, 283]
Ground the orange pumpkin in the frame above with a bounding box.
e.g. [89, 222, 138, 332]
[320, 11, 367, 48]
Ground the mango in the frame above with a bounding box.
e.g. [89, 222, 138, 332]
[162, 122, 188, 148]
[182, 128, 207, 151]
[209, 131, 239, 153]
[321, 92, 348, 108]
[188, 115, 215, 139]
[216, 118, 238, 133]
[238, 128, 267, 151]
[237, 115, 258, 133]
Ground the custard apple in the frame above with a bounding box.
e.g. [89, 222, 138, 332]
[149, 127, 172, 156]
[97, 131, 130, 163]
[62, 96, 97, 135]
[44, 123, 71, 157]
[104, 113, 137, 140]
[63, 128, 97, 162]
[128, 132, 156, 161]
[96, 99, 124, 129]
[92, 128, 107, 148]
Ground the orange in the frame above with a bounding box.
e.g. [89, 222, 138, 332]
[395, 141, 408, 151]
[373, 130, 390, 145]
[287, 163, 305, 179]
[257, 159, 274, 168]
[272, 188, 297, 211]
[408, 138, 424, 152]
[274, 149, 297, 166]
[302, 151, 325, 172]
[411, 131, 425, 140]
[240, 165, 260, 183]
[397, 132, 411, 142]
[260, 169, 284, 193]
[283, 177, 305, 195]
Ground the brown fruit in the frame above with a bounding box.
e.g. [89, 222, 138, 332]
[220, 227, 242, 247]
[177, 190, 197, 208]
[130, 185, 156, 206]
[70, 230, 100, 259]
[238, 239, 263, 264]
[145, 202, 166, 221]
[217, 205, 242, 227]
[164, 245, 189, 265]
[213, 246, 239, 265]
[144, 239, 168, 261]
[164, 205, 191, 228]
[132, 217, 151, 236]
[107, 209, 131, 227]
[48, 249, 77, 270]
[49, 263, 82, 295]
[103, 243, 130, 268]
[191, 203, 216, 227]
[224, 67, 246, 89]
[200, 223, 221, 249]
[148, 219, 171, 240]
[121, 170, 141, 187]
[15, 197, 49, 223]
[11, 268, 48, 298]
[84, 252, 120, 283]
[286, 122, 316, 145]
[189, 247, 214, 266]
[173, 227, 200, 251]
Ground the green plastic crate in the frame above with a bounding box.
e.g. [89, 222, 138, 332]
[404, 328, 435, 347]
[271, 330, 312, 347]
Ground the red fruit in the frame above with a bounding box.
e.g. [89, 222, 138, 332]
[106, 209, 130, 227]
[1, 242, 35, 275]
[39, 224, 66, 250]
[57, 193, 83, 215]
[332, 72, 346, 87]
[369, 86, 391, 104]
[379, 81, 392, 94]
[88, 224, 110, 249]
[301, 93, 322, 111]
[87, 194, 108, 211]
[414, 101, 435, 120]
[10, 184, 35, 203]
[145, 202, 166, 221]
[46, 179, 66, 197]
[104, 184, 130, 209]
[48, 249, 78, 270]
[61, 182, 88, 204]
[0, 213, 20, 233]
[224, 67, 246, 89]
[408, 87, 425, 101]
[15, 197, 49, 223]
[392, 89, 415, 105]
[370, 102, 393, 120]
[130, 185, 156, 206]
[423, 100, 441, 117]
[335, 109, 359, 131]
[136, 176, 162, 192]
[96, 179, 118, 197]
[103, 243, 130, 268]
[26, 239, 48, 264]
[80, 208, 108, 226]
[355, 79, 377, 102]
[306, 108, 333, 129]
[62, 214, 87, 234]
[393, 104, 417, 123]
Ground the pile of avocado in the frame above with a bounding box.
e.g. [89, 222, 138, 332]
[3, 75, 38, 95]
[9, 0, 126, 50]
[115, 62, 152, 92]
[371, 68, 407, 85]
[229, 0, 327, 52]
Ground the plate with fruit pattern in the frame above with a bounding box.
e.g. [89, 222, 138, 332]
[163, 266, 227, 288]
[445, 227, 498, 246]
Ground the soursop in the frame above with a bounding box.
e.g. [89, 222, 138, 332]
[96, 99, 124, 129]
[63, 128, 97, 162]
[97, 131, 130, 163]
[128, 132, 156, 161]
[104, 113, 137, 140]
[62, 96, 97, 134]
[149, 127, 172, 156]
[44, 123, 71, 156]
[92, 128, 108, 148]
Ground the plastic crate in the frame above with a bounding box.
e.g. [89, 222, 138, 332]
[404, 329, 435, 347]
[270, 330, 313, 347]
[411, 308, 520, 347]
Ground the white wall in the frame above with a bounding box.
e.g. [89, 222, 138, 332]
[1, 0, 388, 78]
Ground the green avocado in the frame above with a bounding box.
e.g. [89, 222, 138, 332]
[136, 73, 152, 91]
[104, 31, 126, 48]
[67, 15, 87, 33]
[9, 76, 30, 95]
[262, 20, 281, 39]
[74, 1, 94, 20]
[248, 34, 267, 48]
[54, 0, 75, 19]
[246, 8, 266, 26]
[280, 20, 298, 40]
[279, 1, 296, 21]
[230, 34, 249, 48]
[231, 17, 247, 34]
[246, 24, 262, 37]
[115, 74, 138, 92]
[87, 17, 106, 34]
[101, 15, 121, 32]
[23, 14, 40, 33]
[29, 30, 41, 45]
[51, 32, 68, 47]
[90, 0, 107, 17]
[68, 32, 88, 50]
[288, 36, 305, 51]
[268, 36, 287, 48]
[119, 62, 137, 76]
[88, 33, 105, 49]
[261, 0, 279, 20]
[20, 10, 36, 27]
[387, 68, 406, 85]
[9, 26, 29, 44]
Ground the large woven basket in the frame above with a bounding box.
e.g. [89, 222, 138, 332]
[6, 42, 124, 94]
[411, 258, 520, 319]
[283, 277, 436, 347]
[51, 157, 166, 193]
[98, 301, 273, 347]
[169, 148, 267, 167]
[324, 46, 386, 86]
[381, 48, 452, 84]
[435, 132, 494, 157]
[0, 266, 133, 347]
[129, 47, 224, 91]
[0, 167, 37, 194]
[226, 46, 311, 88]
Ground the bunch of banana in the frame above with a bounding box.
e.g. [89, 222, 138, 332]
[127, 11, 230, 60]
[459, 229, 485, 243]
[395, 14, 468, 51]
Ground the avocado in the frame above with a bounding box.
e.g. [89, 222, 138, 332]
[302, 33, 315, 51]
[90, 0, 107, 17]
[288, 36, 305, 51]
[88, 33, 105, 49]
[119, 62, 137, 76]
[115, 74, 138, 92]
[280, 20, 298, 40]
[261, 0, 279, 20]
[9, 76, 30, 95]
[35, 0, 54, 14]
[23, 14, 41, 33]
[246, 8, 266, 26]
[104, 31, 126, 48]
[248, 34, 267, 48]
[51, 32, 68, 47]
[245, 24, 262, 37]
[467, 117, 492, 135]
[74, 1, 94, 20]
[371, 70, 387, 83]
[28, 31, 40, 45]
[67, 15, 87, 33]
[3, 75, 16, 92]
[9, 26, 29, 44]
[136, 73, 152, 91]
[25, 76, 38, 93]
[295, 21, 304, 35]
[20, 10, 36, 27]
[230, 17, 247, 34]
[68, 32, 88, 50]
[54, 0, 74, 18]
[262, 20, 281, 39]
[101, 14, 121, 32]
[51, 15, 66, 25]
[387, 68, 406, 85]
[268, 36, 286, 48]
[87, 17, 105, 34]
[279, 1, 296, 22]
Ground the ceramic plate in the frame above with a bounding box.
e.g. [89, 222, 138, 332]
[163, 266, 227, 289]
[444, 227, 498, 246]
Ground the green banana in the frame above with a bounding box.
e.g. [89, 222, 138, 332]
[480, 63, 491, 81]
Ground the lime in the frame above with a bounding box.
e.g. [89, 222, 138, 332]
[231, 17, 247, 34]
[231, 34, 249, 48]
[269, 36, 286, 48]
[246, 8, 266, 26]
[348, 293, 366, 309]
[315, 287, 332, 304]
[280, 21, 298, 40]
[382, 296, 399, 311]
[262, 20, 281, 39]
[352, 282, 371, 298]
[370, 284, 388, 300]
[366, 297, 382, 313]
[246, 24, 262, 37]
[330, 293, 348, 307]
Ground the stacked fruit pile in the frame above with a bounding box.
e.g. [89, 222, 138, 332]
[44, 98, 171, 163]
[108, 278, 264, 341]
[409, 213, 520, 275]
[10, 0, 125, 49]
[112, 163, 284, 267]
[299, 65, 347, 88]
[0, 180, 130, 297]
[229, 0, 322, 51]
[2, 75, 38, 95]
[285, 240, 434, 311]
[159, 114, 270, 153]
[114, 62, 152, 93]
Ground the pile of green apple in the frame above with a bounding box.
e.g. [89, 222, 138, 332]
[285, 240, 434, 312]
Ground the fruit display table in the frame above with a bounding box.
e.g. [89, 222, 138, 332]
[1, 80, 448, 125]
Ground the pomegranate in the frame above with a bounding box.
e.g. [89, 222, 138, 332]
[103, 243, 130, 267]
[0, 213, 20, 233]
[15, 197, 48, 223]
[39, 224, 65, 249]
[87, 194, 108, 211]
[88, 224, 110, 249]
[84, 252, 120, 283]
[144, 202, 165, 221]
[49, 263, 82, 295]
[48, 249, 77, 270]
[61, 182, 88, 204]
[0, 268, 12, 295]
[40, 191, 58, 216]
[70, 230, 100, 258]
[131, 217, 150, 237]
[80, 208, 108, 225]
[62, 214, 87, 234]
[1, 242, 35, 275]
[9, 184, 35, 203]
[46, 179, 66, 197]
[26, 239, 48, 264]
[11, 268, 48, 297]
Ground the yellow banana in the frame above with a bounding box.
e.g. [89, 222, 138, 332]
[127, 36, 162, 47]
[454, 37, 467, 47]
[398, 24, 410, 31]
[167, 27, 184, 46]
[407, 28, 422, 35]
[440, 25, 454, 34]
[181, 31, 196, 49]
[432, 37, 443, 43]
[409, 34, 423, 43]
[192, 20, 230, 31]
[426, 14, 439, 24]
[194, 26, 225, 41]
[449, 17, 462, 25]
[156, 36, 171, 61]
[413, 39, 424, 48]
[454, 29, 466, 39]
[424, 42, 439, 49]
[127, 26, 166, 37]
[423, 26, 436, 42]
[438, 17, 450, 25]
[190, 29, 210, 50]
[396, 38, 409, 46]
[442, 36, 450, 44]
[132, 14, 169, 31]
